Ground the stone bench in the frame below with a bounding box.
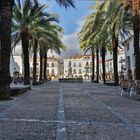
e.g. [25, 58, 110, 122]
[10, 85, 31, 96]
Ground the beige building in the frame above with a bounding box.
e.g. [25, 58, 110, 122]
[64, 50, 125, 81]
[64, 54, 92, 79]
[46, 57, 64, 79]
[30, 56, 64, 80]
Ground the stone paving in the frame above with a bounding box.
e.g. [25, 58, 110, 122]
[0, 82, 140, 140]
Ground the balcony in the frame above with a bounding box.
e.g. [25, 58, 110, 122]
[85, 65, 92, 68]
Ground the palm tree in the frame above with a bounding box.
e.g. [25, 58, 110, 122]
[121, 0, 140, 65]
[91, 48, 95, 82]
[95, 0, 127, 85]
[31, 13, 61, 83]
[0, 0, 75, 99]
[32, 39, 38, 85]
[12, 0, 41, 85]
[0, 0, 14, 99]
[96, 48, 99, 83]
[39, 40, 44, 81]
[12, 0, 60, 85]
[131, 0, 140, 80]
[41, 32, 65, 81]
[100, 47, 106, 84]
[78, 2, 108, 84]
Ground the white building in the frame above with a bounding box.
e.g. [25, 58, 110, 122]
[64, 54, 92, 79]
[46, 57, 64, 79]
[10, 55, 23, 77]
[63, 50, 125, 81]
[97, 48, 125, 81]
[30, 56, 64, 80]
[123, 35, 135, 78]
[10, 43, 23, 77]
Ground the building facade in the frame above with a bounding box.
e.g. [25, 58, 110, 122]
[63, 50, 125, 81]
[46, 57, 64, 79]
[123, 35, 137, 79]
[30, 56, 64, 80]
[10, 55, 23, 77]
[64, 54, 92, 79]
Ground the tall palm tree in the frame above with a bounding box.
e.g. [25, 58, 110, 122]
[91, 48, 95, 82]
[121, 0, 140, 80]
[100, 47, 106, 84]
[39, 39, 44, 81]
[12, 0, 60, 84]
[0, 0, 14, 99]
[96, 48, 99, 83]
[131, 0, 140, 80]
[12, 0, 41, 85]
[95, 0, 128, 85]
[78, 2, 108, 84]
[32, 39, 38, 84]
[0, 0, 75, 99]
[31, 14, 61, 83]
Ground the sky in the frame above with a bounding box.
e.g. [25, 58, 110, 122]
[39, 0, 94, 57]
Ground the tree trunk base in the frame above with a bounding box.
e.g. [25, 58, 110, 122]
[0, 85, 11, 100]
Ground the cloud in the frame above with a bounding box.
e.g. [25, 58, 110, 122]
[61, 19, 84, 57]
[48, 19, 84, 58]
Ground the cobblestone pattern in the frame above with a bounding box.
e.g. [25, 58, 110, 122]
[0, 82, 140, 140]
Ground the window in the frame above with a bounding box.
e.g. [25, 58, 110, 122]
[52, 69, 54, 73]
[73, 69, 76, 74]
[73, 62, 76, 67]
[126, 56, 131, 69]
[79, 62, 81, 67]
[79, 69, 82, 74]
[126, 43, 129, 50]
[52, 63, 54, 67]
[85, 68, 88, 73]
[86, 62, 89, 66]
[47, 69, 49, 74]
[47, 63, 49, 67]
[89, 68, 91, 73]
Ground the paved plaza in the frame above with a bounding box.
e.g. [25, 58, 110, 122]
[0, 82, 140, 140]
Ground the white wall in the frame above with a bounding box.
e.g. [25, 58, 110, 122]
[124, 36, 136, 77]
[10, 56, 23, 77]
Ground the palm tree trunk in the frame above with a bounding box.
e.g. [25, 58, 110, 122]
[101, 47, 106, 84]
[39, 47, 43, 81]
[112, 34, 119, 85]
[33, 39, 38, 84]
[96, 48, 99, 83]
[132, 15, 140, 80]
[91, 48, 95, 82]
[0, 0, 14, 99]
[43, 48, 47, 81]
[21, 32, 30, 85]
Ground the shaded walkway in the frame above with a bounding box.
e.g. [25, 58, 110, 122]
[0, 82, 140, 140]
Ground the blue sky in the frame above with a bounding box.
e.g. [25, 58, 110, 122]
[39, 0, 94, 57]
[47, 0, 93, 35]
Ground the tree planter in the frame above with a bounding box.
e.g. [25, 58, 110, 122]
[59, 78, 83, 83]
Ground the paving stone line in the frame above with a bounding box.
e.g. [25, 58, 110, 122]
[0, 89, 37, 118]
[83, 90, 140, 132]
[0, 117, 140, 129]
[56, 84, 67, 140]
[83, 91, 132, 124]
